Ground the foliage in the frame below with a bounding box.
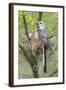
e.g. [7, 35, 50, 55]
[18, 11, 58, 79]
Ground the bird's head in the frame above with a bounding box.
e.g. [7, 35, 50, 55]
[38, 21, 44, 25]
[37, 21, 45, 30]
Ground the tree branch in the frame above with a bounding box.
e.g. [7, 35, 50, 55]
[38, 12, 43, 21]
[49, 33, 57, 39]
[19, 43, 39, 78]
[22, 14, 30, 41]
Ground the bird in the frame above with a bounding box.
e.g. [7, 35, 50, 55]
[37, 21, 51, 73]
[37, 21, 50, 48]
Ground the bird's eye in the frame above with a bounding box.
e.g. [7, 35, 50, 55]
[40, 23, 42, 24]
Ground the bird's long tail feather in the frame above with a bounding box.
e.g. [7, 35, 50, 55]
[42, 45, 47, 73]
[44, 46, 47, 73]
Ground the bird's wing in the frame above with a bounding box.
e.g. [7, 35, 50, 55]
[41, 29, 48, 39]
[40, 30, 50, 48]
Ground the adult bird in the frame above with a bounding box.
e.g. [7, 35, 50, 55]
[37, 21, 51, 73]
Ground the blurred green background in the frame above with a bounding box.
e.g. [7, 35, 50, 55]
[18, 11, 58, 79]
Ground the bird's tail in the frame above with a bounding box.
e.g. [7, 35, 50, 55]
[43, 46, 47, 73]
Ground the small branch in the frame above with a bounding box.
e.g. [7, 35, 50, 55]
[47, 46, 57, 61]
[22, 14, 30, 41]
[49, 33, 57, 39]
[38, 12, 43, 21]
